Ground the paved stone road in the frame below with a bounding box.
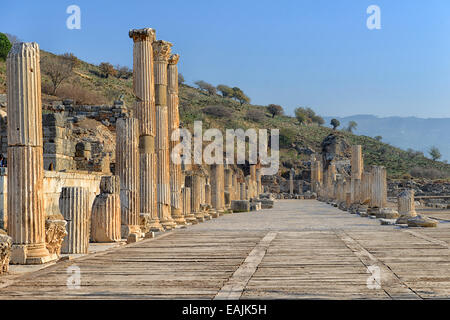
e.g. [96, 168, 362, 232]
[1, 200, 450, 299]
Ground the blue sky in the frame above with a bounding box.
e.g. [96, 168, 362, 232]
[2, 0, 450, 118]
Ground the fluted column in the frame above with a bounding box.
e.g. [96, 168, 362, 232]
[91, 176, 121, 242]
[60, 187, 90, 254]
[191, 174, 204, 222]
[6, 42, 54, 264]
[167, 54, 185, 225]
[182, 187, 194, 222]
[224, 167, 233, 208]
[256, 168, 262, 196]
[370, 166, 387, 210]
[351, 145, 363, 204]
[153, 40, 176, 230]
[116, 117, 141, 237]
[361, 171, 372, 204]
[211, 164, 225, 214]
[129, 28, 163, 232]
[396, 189, 418, 224]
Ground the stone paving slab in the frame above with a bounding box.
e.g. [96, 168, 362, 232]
[0, 200, 450, 299]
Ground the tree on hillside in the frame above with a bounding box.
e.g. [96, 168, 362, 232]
[232, 87, 250, 105]
[267, 104, 284, 118]
[374, 135, 382, 141]
[178, 73, 185, 85]
[41, 54, 74, 95]
[115, 65, 132, 79]
[346, 121, 358, 133]
[195, 80, 216, 95]
[61, 52, 80, 69]
[294, 107, 307, 125]
[217, 84, 234, 98]
[330, 118, 340, 130]
[429, 146, 442, 161]
[99, 62, 117, 78]
[0, 33, 12, 61]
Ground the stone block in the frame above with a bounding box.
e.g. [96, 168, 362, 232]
[231, 200, 250, 213]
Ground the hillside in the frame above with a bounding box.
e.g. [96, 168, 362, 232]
[1, 50, 450, 179]
[324, 115, 450, 163]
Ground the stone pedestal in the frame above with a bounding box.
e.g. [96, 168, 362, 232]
[116, 118, 142, 237]
[91, 176, 121, 242]
[6, 42, 54, 264]
[60, 187, 90, 254]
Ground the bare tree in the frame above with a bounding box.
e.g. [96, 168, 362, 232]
[41, 55, 74, 95]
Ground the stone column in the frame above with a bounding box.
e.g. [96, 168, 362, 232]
[256, 168, 262, 196]
[6, 42, 54, 264]
[351, 145, 363, 204]
[370, 166, 387, 211]
[211, 164, 225, 214]
[186, 174, 203, 222]
[60, 187, 90, 254]
[361, 171, 372, 204]
[289, 168, 295, 194]
[167, 54, 185, 225]
[116, 117, 141, 237]
[0, 234, 12, 274]
[396, 190, 418, 224]
[154, 40, 176, 230]
[224, 166, 233, 209]
[91, 176, 121, 242]
[240, 183, 246, 201]
[182, 186, 194, 223]
[129, 28, 163, 232]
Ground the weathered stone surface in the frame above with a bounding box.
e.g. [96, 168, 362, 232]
[6, 42, 54, 264]
[370, 166, 387, 209]
[211, 164, 225, 213]
[182, 186, 196, 224]
[396, 190, 418, 224]
[0, 234, 12, 274]
[231, 200, 250, 212]
[91, 193, 121, 243]
[376, 208, 399, 219]
[45, 218, 67, 257]
[60, 187, 91, 254]
[407, 215, 438, 228]
[116, 118, 143, 236]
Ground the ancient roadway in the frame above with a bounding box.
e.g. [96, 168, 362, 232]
[1, 200, 450, 299]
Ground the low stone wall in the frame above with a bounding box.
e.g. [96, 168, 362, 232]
[0, 169, 103, 228]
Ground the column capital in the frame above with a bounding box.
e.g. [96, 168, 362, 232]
[168, 54, 180, 65]
[129, 28, 156, 42]
[153, 40, 173, 62]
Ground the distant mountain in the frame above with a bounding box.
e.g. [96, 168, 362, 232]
[323, 115, 450, 162]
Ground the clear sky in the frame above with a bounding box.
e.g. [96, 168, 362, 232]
[2, 0, 450, 118]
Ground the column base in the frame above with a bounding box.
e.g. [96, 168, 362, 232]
[171, 208, 187, 225]
[194, 212, 205, 222]
[148, 219, 165, 232]
[10, 243, 57, 265]
[185, 215, 198, 224]
[121, 225, 142, 239]
[161, 220, 177, 230]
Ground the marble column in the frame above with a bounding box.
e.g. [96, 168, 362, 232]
[129, 28, 163, 232]
[154, 40, 176, 230]
[61, 187, 90, 254]
[396, 189, 418, 224]
[116, 117, 141, 237]
[182, 186, 194, 223]
[167, 54, 185, 225]
[211, 164, 225, 214]
[91, 176, 121, 242]
[6, 42, 55, 264]
[370, 166, 387, 210]
[256, 168, 262, 196]
[224, 166, 232, 209]
[351, 145, 363, 204]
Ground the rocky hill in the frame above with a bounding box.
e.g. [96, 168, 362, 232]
[0, 49, 449, 179]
